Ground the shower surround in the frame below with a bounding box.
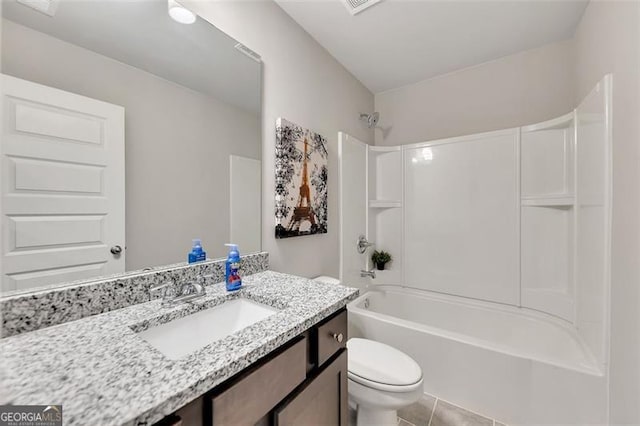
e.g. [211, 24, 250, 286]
[339, 75, 612, 424]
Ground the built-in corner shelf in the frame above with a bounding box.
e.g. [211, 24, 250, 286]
[521, 195, 575, 208]
[369, 199, 402, 208]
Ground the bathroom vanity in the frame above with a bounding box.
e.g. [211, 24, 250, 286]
[0, 270, 358, 426]
[158, 308, 348, 426]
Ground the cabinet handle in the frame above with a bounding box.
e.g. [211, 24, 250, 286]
[332, 332, 344, 343]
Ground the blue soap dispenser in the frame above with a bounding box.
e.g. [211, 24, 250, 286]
[188, 239, 207, 263]
[225, 243, 242, 291]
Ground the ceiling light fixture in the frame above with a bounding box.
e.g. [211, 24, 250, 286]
[168, 0, 196, 24]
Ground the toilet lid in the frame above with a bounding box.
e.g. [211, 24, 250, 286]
[347, 338, 422, 388]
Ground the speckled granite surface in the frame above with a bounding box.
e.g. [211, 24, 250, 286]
[1, 252, 269, 337]
[0, 271, 358, 426]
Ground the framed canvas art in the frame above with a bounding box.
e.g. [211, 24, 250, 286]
[275, 118, 328, 238]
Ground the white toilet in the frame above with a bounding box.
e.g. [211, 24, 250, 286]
[347, 338, 424, 426]
[311, 276, 424, 425]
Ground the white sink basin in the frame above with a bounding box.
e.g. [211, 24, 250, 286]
[137, 298, 278, 360]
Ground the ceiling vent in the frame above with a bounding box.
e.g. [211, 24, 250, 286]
[16, 0, 59, 16]
[234, 43, 262, 63]
[342, 0, 383, 15]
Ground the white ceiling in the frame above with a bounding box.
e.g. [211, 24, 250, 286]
[275, 0, 588, 93]
[2, 0, 261, 112]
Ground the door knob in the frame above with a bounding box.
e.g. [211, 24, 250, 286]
[110, 245, 123, 255]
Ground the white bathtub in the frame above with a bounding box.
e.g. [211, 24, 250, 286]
[348, 286, 608, 425]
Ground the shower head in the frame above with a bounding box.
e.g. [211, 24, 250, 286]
[360, 112, 380, 128]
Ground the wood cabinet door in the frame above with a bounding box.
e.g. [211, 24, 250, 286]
[274, 350, 347, 426]
[211, 337, 307, 426]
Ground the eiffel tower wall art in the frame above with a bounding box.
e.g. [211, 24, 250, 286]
[275, 118, 328, 238]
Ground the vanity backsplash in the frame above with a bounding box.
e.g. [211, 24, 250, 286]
[1, 252, 269, 337]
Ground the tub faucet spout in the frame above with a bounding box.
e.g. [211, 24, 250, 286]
[360, 269, 376, 279]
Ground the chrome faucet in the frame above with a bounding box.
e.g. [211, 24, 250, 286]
[150, 275, 210, 306]
[173, 281, 205, 304]
[150, 282, 175, 307]
[357, 235, 374, 254]
[360, 269, 376, 279]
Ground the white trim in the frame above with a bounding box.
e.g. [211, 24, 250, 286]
[369, 199, 401, 208]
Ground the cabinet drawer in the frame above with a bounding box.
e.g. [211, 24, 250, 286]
[317, 310, 347, 367]
[211, 336, 307, 426]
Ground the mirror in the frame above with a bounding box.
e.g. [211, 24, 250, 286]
[0, 0, 262, 295]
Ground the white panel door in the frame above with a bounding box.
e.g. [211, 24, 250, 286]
[1, 74, 125, 292]
[230, 155, 261, 254]
[404, 129, 520, 305]
[338, 132, 368, 288]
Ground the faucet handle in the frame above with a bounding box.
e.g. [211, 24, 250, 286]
[193, 273, 213, 289]
[357, 235, 374, 254]
[150, 281, 174, 298]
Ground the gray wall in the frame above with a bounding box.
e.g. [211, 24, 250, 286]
[374, 39, 576, 145]
[573, 1, 640, 423]
[2, 19, 260, 269]
[187, 0, 375, 279]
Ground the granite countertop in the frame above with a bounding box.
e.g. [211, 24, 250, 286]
[0, 271, 359, 426]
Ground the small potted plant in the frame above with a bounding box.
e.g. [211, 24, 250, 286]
[371, 250, 392, 271]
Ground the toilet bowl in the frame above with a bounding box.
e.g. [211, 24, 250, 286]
[347, 338, 424, 426]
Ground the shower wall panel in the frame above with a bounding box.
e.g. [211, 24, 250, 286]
[403, 129, 520, 305]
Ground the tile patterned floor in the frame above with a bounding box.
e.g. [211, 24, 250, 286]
[350, 393, 508, 426]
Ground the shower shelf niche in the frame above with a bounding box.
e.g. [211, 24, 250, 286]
[369, 200, 401, 208]
[368, 146, 402, 203]
[521, 195, 575, 207]
[520, 113, 576, 321]
[367, 145, 403, 285]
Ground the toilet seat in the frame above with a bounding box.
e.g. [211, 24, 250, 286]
[347, 338, 423, 393]
[348, 371, 423, 393]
